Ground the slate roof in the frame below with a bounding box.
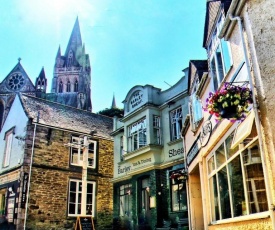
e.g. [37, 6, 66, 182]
[188, 60, 208, 93]
[19, 93, 113, 140]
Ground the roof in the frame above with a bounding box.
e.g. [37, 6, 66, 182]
[188, 60, 208, 93]
[19, 93, 113, 140]
[203, 0, 232, 48]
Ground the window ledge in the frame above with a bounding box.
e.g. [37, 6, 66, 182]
[210, 211, 270, 226]
[167, 138, 183, 146]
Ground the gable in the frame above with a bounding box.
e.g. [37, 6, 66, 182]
[0, 62, 36, 93]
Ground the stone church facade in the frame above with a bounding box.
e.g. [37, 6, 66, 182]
[0, 17, 92, 130]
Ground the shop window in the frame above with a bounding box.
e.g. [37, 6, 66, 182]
[139, 178, 150, 215]
[170, 107, 183, 141]
[170, 171, 188, 212]
[119, 184, 132, 217]
[127, 117, 147, 151]
[70, 136, 97, 168]
[209, 16, 232, 91]
[0, 189, 6, 216]
[68, 179, 95, 216]
[153, 115, 161, 145]
[3, 127, 15, 167]
[207, 128, 267, 221]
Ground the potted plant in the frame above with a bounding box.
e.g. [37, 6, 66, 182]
[205, 83, 253, 121]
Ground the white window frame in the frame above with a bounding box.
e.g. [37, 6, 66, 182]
[3, 127, 14, 168]
[68, 179, 96, 217]
[209, 15, 233, 91]
[207, 127, 268, 222]
[153, 115, 161, 145]
[127, 117, 147, 151]
[70, 136, 97, 169]
[170, 107, 183, 141]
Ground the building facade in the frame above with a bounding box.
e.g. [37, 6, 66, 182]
[184, 0, 275, 229]
[112, 70, 189, 230]
[0, 94, 113, 230]
[0, 17, 92, 132]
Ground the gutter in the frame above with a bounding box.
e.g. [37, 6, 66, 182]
[221, 0, 275, 228]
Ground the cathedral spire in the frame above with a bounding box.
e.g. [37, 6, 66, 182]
[111, 94, 117, 109]
[65, 16, 82, 61]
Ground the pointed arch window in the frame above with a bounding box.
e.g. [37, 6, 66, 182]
[68, 50, 73, 67]
[67, 81, 71, 92]
[74, 80, 78, 92]
[59, 81, 63, 93]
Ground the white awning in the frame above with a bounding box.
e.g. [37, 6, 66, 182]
[231, 110, 255, 149]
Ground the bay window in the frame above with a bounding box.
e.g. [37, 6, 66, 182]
[207, 128, 268, 221]
[128, 117, 147, 151]
[170, 107, 182, 141]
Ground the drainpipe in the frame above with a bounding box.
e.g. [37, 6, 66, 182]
[23, 114, 38, 230]
[229, 13, 275, 228]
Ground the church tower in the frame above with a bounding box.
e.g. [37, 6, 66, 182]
[52, 17, 92, 111]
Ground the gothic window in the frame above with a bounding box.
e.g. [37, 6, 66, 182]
[74, 80, 78, 92]
[67, 50, 73, 67]
[7, 74, 25, 91]
[59, 81, 63, 93]
[67, 81, 71, 92]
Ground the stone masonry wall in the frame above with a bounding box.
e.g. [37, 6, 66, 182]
[23, 124, 113, 230]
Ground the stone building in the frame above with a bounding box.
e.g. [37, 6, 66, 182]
[111, 69, 189, 230]
[0, 17, 92, 131]
[183, 0, 275, 229]
[0, 93, 113, 229]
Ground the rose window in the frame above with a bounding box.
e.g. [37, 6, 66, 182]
[7, 74, 25, 90]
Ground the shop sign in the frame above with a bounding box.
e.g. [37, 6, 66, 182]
[117, 157, 152, 175]
[21, 173, 29, 208]
[168, 147, 184, 158]
[130, 90, 143, 110]
[187, 141, 200, 166]
[200, 120, 212, 147]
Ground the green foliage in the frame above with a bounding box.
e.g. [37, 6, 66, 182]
[98, 108, 124, 118]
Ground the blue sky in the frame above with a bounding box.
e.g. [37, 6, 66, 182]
[0, 0, 207, 113]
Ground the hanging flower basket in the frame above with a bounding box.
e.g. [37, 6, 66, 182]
[205, 83, 253, 121]
[170, 170, 187, 181]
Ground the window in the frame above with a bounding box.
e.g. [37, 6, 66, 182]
[170, 107, 183, 141]
[120, 136, 124, 161]
[67, 80, 71, 92]
[209, 16, 232, 91]
[128, 117, 147, 151]
[68, 179, 96, 216]
[208, 129, 267, 221]
[170, 171, 187, 212]
[67, 50, 73, 67]
[189, 93, 203, 131]
[74, 80, 78, 92]
[139, 178, 150, 213]
[59, 81, 63, 93]
[0, 189, 6, 216]
[153, 115, 161, 145]
[70, 136, 97, 168]
[3, 127, 14, 167]
[119, 184, 132, 217]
